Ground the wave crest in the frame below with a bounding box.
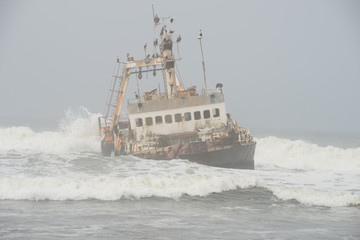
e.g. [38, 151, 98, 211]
[0, 174, 258, 201]
[0, 107, 100, 153]
[256, 136, 360, 171]
[0, 173, 358, 207]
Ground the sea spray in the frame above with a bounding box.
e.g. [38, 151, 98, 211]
[1, 108, 359, 172]
[256, 136, 360, 172]
[0, 109, 360, 207]
[0, 107, 101, 153]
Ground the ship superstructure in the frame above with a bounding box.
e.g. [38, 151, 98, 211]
[98, 14, 256, 169]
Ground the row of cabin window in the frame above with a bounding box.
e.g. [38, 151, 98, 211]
[135, 108, 220, 127]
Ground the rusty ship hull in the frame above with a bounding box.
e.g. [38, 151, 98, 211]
[110, 138, 256, 170]
[178, 142, 256, 169]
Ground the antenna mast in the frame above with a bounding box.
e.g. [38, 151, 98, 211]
[197, 30, 207, 94]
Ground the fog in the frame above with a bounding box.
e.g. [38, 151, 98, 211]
[1, 0, 359, 133]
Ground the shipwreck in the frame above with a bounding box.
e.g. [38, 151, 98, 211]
[98, 13, 256, 169]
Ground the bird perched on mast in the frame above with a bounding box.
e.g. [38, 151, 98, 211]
[197, 29, 203, 39]
[177, 35, 182, 43]
[144, 43, 147, 57]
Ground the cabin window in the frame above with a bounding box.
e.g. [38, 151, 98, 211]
[175, 113, 182, 122]
[184, 112, 191, 121]
[135, 118, 143, 127]
[213, 108, 220, 117]
[203, 110, 210, 119]
[210, 94, 215, 103]
[145, 117, 153, 126]
[194, 111, 201, 120]
[165, 115, 172, 124]
[155, 116, 163, 124]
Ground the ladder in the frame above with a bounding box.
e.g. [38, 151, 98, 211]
[104, 62, 124, 127]
[100, 56, 164, 156]
[99, 62, 131, 129]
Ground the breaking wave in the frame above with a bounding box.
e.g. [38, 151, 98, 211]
[0, 171, 358, 207]
[0, 107, 101, 153]
[1, 109, 359, 172]
[0, 174, 257, 201]
[0, 108, 359, 207]
[267, 185, 360, 207]
[256, 136, 360, 172]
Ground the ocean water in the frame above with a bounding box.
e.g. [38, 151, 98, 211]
[0, 109, 359, 239]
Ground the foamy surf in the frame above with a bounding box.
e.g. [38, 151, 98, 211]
[0, 170, 358, 207]
[0, 108, 101, 154]
[1, 108, 359, 172]
[267, 185, 360, 207]
[1, 126, 359, 172]
[256, 136, 360, 172]
[0, 174, 258, 201]
[0, 108, 359, 207]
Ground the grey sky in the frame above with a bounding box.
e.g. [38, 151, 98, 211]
[0, 0, 359, 133]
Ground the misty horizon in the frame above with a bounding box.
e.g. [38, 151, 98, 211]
[1, 0, 359, 134]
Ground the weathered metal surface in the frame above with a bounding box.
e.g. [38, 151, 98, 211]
[179, 142, 256, 169]
[129, 103, 227, 141]
[109, 67, 131, 131]
[98, 14, 256, 170]
[125, 57, 162, 69]
[127, 92, 224, 114]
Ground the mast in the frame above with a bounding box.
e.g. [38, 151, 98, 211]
[159, 17, 180, 99]
[197, 30, 208, 94]
[100, 13, 184, 156]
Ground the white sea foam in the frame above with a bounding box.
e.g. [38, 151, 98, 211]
[0, 108, 100, 153]
[1, 109, 360, 207]
[0, 174, 258, 201]
[0, 170, 358, 207]
[0, 155, 359, 207]
[1, 108, 359, 172]
[255, 136, 360, 172]
[266, 185, 360, 207]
